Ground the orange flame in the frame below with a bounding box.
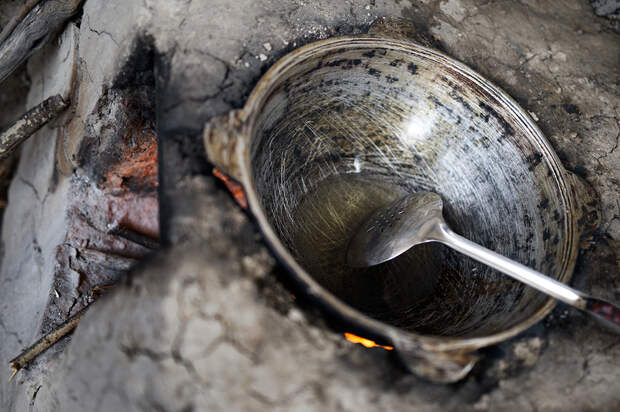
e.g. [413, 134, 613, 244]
[212, 168, 248, 209]
[344, 333, 394, 350]
[213, 168, 392, 352]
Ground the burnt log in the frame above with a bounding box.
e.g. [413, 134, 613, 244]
[0, 0, 83, 84]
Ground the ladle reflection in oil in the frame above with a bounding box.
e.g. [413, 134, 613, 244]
[289, 173, 473, 333]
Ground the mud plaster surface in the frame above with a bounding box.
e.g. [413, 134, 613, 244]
[0, 0, 619, 411]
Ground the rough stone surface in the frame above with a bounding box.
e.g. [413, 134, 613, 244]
[591, 0, 620, 18]
[0, 20, 76, 409]
[0, 0, 619, 411]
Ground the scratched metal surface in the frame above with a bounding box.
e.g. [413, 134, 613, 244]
[250, 43, 570, 338]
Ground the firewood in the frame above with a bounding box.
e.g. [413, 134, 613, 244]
[0, 94, 68, 159]
[8, 284, 112, 382]
[8, 306, 86, 382]
[0, 0, 84, 84]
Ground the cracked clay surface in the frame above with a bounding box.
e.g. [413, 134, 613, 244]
[0, 0, 618, 411]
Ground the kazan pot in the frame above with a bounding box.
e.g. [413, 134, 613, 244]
[202, 18, 599, 383]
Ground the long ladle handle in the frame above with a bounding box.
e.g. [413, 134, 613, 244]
[431, 222, 620, 333]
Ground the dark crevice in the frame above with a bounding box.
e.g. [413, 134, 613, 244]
[119, 344, 169, 362]
[29, 384, 42, 409]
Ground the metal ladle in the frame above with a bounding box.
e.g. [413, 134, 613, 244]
[347, 192, 620, 332]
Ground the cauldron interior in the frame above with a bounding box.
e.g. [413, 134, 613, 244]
[249, 44, 569, 338]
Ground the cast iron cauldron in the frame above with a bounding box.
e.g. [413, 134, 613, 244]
[203, 18, 599, 382]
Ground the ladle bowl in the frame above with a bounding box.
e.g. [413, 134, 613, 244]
[203, 18, 600, 382]
[347, 192, 619, 333]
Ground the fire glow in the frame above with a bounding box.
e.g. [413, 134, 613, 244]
[214, 168, 394, 353]
[344, 333, 394, 350]
[213, 168, 248, 209]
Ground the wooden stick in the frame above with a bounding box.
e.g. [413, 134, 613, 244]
[0, 94, 68, 160]
[8, 306, 87, 382]
[8, 283, 114, 382]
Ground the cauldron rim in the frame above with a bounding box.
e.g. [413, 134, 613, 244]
[203, 27, 596, 381]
